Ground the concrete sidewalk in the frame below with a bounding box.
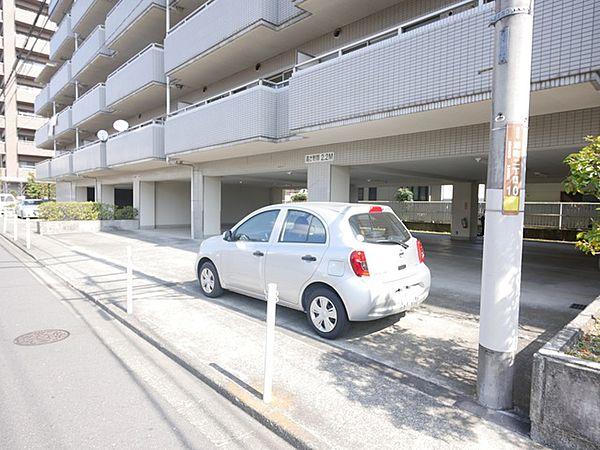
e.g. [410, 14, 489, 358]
[4, 221, 592, 448]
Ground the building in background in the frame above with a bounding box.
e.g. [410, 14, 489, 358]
[0, 0, 55, 194]
[35, 0, 599, 240]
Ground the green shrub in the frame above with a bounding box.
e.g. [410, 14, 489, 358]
[395, 188, 414, 202]
[290, 191, 307, 202]
[38, 202, 138, 221]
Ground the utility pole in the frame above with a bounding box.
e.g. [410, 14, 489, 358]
[478, 0, 534, 410]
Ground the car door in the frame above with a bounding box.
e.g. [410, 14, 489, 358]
[220, 209, 281, 297]
[264, 209, 328, 306]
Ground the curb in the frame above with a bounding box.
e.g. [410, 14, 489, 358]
[0, 234, 320, 450]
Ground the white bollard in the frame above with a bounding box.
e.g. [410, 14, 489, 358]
[2, 212, 6, 234]
[13, 214, 18, 242]
[263, 282, 278, 404]
[126, 246, 133, 314]
[25, 218, 31, 250]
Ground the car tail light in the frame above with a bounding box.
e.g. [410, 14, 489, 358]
[350, 250, 370, 277]
[416, 240, 425, 264]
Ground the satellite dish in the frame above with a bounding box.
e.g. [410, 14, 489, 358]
[113, 119, 129, 132]
[97, 129, 109, 142]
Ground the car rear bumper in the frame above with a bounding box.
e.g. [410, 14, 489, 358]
[340, 263, 431, 321]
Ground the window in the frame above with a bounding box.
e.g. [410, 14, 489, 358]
[357, 188, 364, 202]
[280, 210, 327, 244]
[233, 210, 280, 242]
[349, 212, 411, 244]
[368, 187, 377, 201]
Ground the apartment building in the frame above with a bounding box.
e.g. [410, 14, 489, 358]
[35, 0, 600, 239]
[0, 0, 55, 193]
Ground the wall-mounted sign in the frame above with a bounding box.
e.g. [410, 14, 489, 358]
[503, 123, 527, 215]
[305, 152, 334, 164]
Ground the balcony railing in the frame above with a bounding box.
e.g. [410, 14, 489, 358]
[72, 0, 116, 37]
[34, 85, 50, 115]
[106, 119, 165, 167]
[49, 14, 74, 61]
[105, 0, 164, 45]
[49, 61, 72, 99]
[72, 26, 108, 78]
[105, 44, 165, 109]
[49, 0, 74, 23]
[34, 122, 52, 148]
[72, 83, 108, 126]
[51, 152, 74, 178]
[166, 79, 289, 156]
[164, 0, 303, 74]
[55, 107, 73, 136]
[35, 160, 52, 181]
[73, 141, 107, 173]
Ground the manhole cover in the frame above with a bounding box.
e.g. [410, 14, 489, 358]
[14, 329, 70, 346]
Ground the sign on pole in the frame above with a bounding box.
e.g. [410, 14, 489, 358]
[502, 122, 527, 215]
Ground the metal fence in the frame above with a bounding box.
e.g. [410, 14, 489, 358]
[367, 201, 599, 230]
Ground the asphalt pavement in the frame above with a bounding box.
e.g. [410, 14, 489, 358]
[0, 240, 291, 450]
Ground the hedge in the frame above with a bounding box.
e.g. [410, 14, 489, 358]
[38, 202, 138, 221]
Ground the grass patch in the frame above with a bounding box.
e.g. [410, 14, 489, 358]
[567, 317, 600, 363]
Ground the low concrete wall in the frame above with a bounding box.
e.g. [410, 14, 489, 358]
[530, 295, 600, 450]
[37, 220, 139, 235]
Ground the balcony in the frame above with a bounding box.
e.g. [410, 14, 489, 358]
[35, 160, 52, 181]
[16, 86, 39, 104]
[71, 26, 114, 86]
[16, 114, 47, 130]
[34, 122, 53, 150]
[72, 0, 118, 39]
[50, 14, 75, 62]
[17, 141, 54, 158]
[49, 0, 74, 24]
[105, 0, 167, 63]
[106, 120, 165, 170]
[105, 44, 166, 116]
[165, 80, 289, 161]
[34, 86, 51, 115]
[73, 141, 108, 174]
[51, 152, 75, 179]
[55, 107, 74, 141]
[48, 61, 74, 104]
[72, 83, 113, 130]
[164, 0, 304, 89]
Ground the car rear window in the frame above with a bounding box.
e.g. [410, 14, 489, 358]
[349, 212, 411, 244]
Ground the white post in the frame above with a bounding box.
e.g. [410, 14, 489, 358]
[25, 218, 31, 249]
[13, 213, 18, 242]
[2, 211, 6, 234]
[126, 246, 133, 314]
[263, 283, 278, 404]
[558, 203, 563, 230]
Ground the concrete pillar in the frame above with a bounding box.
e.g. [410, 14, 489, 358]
[133, 179, 156, 229]
[269, 187, 283, 205]
[430, 184, 442, 201]
[56, 181, 77, 201]
[349, 184, 359, 203]
[95, 182, 115, 205]
[307, 163, 350, 202]
[451, 182, 479, 241]
[191, 167, 221, 239]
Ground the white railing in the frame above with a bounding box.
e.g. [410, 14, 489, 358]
[106, 43, 163, 81]
[168, 0, 216, 35]
[295, 0, 479, 72]
[369, 201, 599, 231]
[168, 78, 288, 118]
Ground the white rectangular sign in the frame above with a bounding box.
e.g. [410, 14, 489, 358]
[305, 152, 334, 164]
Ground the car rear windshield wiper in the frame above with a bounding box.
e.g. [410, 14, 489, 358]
[375, 239, 409, 249]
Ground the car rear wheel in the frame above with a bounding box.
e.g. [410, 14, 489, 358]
[198, 261, 223, 298]
[305, 287, 349, 339]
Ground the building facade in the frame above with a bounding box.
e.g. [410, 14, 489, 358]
[35, 0, 600, 239]
[1, 0, 55, 193]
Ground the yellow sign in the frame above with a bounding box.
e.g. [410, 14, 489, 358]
[503, 123, 527, 215]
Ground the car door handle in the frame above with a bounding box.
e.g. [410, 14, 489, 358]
[253, 251, 265, 257]
[302, 255, 317, 262]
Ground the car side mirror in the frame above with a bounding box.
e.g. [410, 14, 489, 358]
[223, 230, 233, 241]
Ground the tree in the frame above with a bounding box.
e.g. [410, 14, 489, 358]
[23, 173, 55, 200]
[563, 136, 600, 255]
[395, 188, 414, 202]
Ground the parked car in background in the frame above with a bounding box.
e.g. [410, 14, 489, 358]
[0, 193, 17, 215]
[16, 199, 45, 218]
[196, 202, 431, 339]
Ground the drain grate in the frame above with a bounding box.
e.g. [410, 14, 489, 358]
[569, 303, 587, 311]
[14, 329, 70, 346]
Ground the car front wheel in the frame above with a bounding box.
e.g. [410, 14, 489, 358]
[198, 261, 223, 298]
[305, 287, 349, 339]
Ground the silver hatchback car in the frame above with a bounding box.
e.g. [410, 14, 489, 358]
[196, 202, 431, 339]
